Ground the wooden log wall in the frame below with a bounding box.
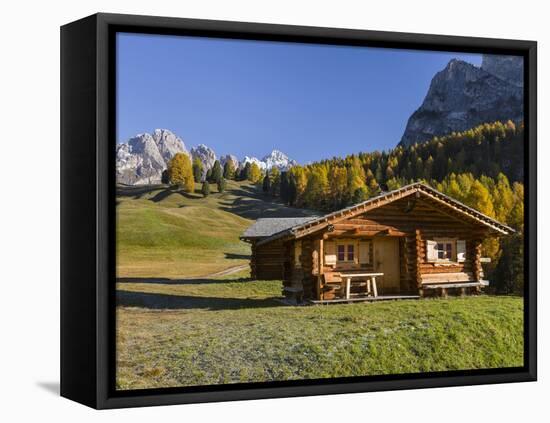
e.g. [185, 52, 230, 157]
[472, 238, 482, 281]
[415, 229, 423, 288]
[252, 240, 286, 280]
[300, 238, 314, 299]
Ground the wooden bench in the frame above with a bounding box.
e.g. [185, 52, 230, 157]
[420, 272, 474, 284]
[322, 272, 343, 299]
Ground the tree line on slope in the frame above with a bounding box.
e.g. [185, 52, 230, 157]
[257, 120, 525, 295]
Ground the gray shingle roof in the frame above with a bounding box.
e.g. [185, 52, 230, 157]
[241, 217, 319, 239]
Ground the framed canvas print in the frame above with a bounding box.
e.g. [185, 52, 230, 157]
[60, 13, 537, 409]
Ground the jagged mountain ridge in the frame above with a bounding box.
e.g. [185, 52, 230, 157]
[116, 130, 298, 185]
[399, 54, 523, 146]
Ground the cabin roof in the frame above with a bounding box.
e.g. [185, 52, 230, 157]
[241, 217, 320, 239]
[243, 182, 514, 246]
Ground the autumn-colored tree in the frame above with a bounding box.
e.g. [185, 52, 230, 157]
[303, 166, 329, 209]
[329, 166, 348, 209]
[466, 180, 495, 217]
[290, 166, 308, 206]
[269, 166, 281, 196]
[168, 153, 194, 192]
[223, 161, 235, 180]
[249, 163, 262, 183]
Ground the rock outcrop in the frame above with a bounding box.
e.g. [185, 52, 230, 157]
[399, 55, 523, 146]
[190, 144, 217, 180]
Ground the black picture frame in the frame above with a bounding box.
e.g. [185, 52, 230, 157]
[61, 12, 537, 409]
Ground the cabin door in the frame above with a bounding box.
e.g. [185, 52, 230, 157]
[373, 238, 400, 293]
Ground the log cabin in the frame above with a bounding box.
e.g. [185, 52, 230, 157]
[241, 183, 514, 303]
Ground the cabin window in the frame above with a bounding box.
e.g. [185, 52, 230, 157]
[337, 245, 345, 261]
[337, 244, 355, 262]
[426, 238, 465, 263]
[436, 242, 453, 260]
[347, 245, 354, 261]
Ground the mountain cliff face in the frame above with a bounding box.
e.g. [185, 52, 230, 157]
[481, 55, 523, 87]
[399, 55, 523, 146]
[116, 130, 188, 185]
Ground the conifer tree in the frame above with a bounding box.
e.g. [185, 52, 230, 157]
[223, 161, 235, 180]
[217, 177, 226, 193]
[262, 171, 271, 193]
[192, 158, 203, 183]
[241, 162, 251, 181]
[288, 175, 297, 206]
[210, 160, 223, 183]
[161, 169, 169, 185]
[201, 180, 210, 197]
[352, 187, 368, 204]
[269, 166, 281, 196]
[280, 171, 290, 204]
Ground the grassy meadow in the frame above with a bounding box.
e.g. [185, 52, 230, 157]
[116, 180, 524, 390]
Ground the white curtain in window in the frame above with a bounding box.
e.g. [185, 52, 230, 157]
[426, 240, 437, 261]
[456, 240, 466, 262]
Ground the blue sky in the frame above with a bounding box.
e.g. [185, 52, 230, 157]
[117, 33, 482, 163]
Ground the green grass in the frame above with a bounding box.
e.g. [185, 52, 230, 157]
[116, 273, 524, 389]
[116, 180, 524, 390]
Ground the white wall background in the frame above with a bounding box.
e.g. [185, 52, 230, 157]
[1, 0, 546, 420]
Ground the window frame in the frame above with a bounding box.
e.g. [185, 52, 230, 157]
[336, 241, 356, 263]
[429, 238, 458, 263]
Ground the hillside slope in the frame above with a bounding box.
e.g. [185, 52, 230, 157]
[116, 180, 316, 278]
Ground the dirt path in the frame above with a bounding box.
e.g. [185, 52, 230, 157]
[189, 264, 249, 279]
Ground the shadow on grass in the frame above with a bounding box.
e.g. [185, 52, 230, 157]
[117, 276, 253, 285]
[116, 290, 280, 310]
[148, 187, 203, 203]
[117, 184, 166, 199]
[224, 253, 251, 260]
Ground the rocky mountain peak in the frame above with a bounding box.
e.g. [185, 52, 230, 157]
[116, 129, 188, 185]
[242, 156, 267, 171]
[399, 56, 523, 146]
[116, 129, 299, 185]
[262, 149, 298, 171]
[191, 144, 217, 169]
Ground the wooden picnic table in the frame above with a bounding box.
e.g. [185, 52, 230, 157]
[339, 272, 384, 299]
